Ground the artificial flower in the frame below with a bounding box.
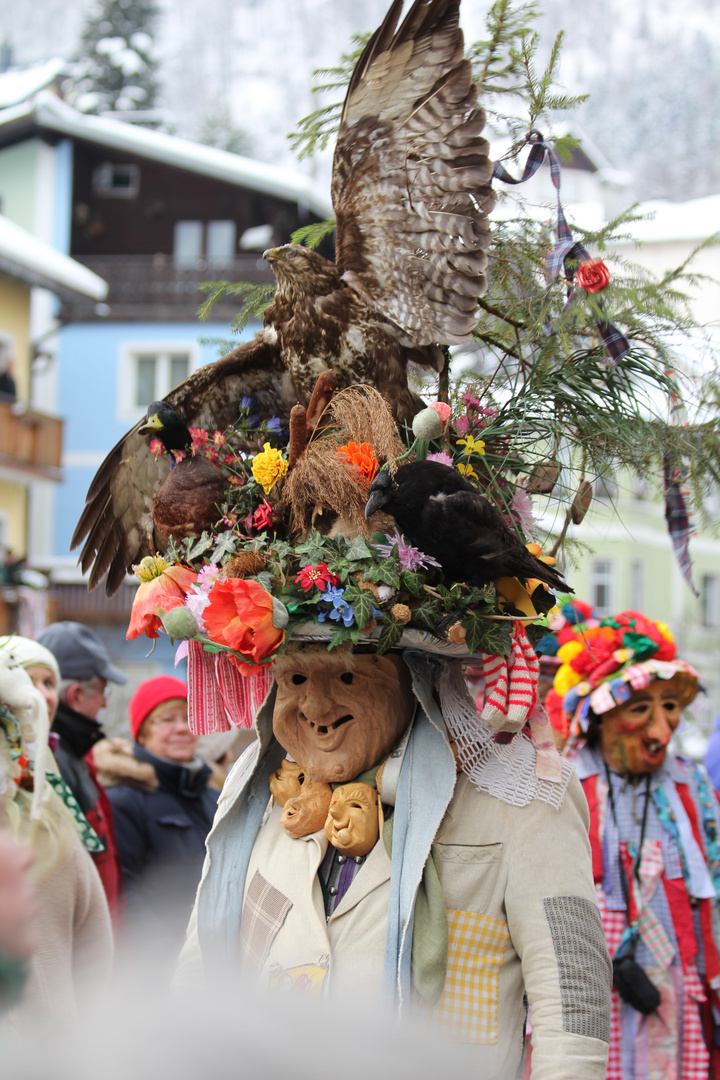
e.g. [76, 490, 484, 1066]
[506, 488, 535, 538]
[149, 437, 164, 460]
[189, 427, 210, 454]
[429, 401, 451, 427]
[316, 586, 355, 628]
[253, 500, 275, 531]
[456, 462, 478, 480]
[203, 578, 285, 670]
[127, 557, 198, 640]
[336, 441, 378, 485]
[457, 434, 486, 457]
[251, 442, 288, 495]
[372, 530, 441, 572]
[427, 451, 454, 467]
[213, 430, 226, 448]
[296, 563, 340, 593]
[577, 259, 610, 294]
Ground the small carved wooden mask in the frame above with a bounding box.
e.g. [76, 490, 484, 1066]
[280, 778, 333, 839]
[324, 782, 379, 857]
[273, 650, 414, 783]
[269, 759, 304, 806]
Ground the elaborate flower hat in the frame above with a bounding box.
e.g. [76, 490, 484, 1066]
[534, 599, 599, 740]
[126, 384, 551, 708]
[552, 609, 699, 731]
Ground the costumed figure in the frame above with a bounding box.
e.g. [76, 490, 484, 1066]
[554, 610, 720, 1079]
[0, 637, 113, 1035]
[67, 1, 625, 1073]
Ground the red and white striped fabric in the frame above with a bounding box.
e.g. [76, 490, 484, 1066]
[187, 640, 274, 734]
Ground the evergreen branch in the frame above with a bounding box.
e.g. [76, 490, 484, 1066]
[197, 281, 275, 329]
[291, 217, 337, 250]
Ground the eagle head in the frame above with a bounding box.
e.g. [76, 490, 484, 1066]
[263, 244, 339, 296]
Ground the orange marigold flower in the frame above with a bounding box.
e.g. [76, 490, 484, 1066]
[127, 556, 198, 640]
[203, 577, 285, 672]
[336, 441, 378, 485]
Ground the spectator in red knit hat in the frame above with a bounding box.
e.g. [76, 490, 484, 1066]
[103, 675, 218, 973]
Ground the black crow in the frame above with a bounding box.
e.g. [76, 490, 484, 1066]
[364, 460, 572, 593]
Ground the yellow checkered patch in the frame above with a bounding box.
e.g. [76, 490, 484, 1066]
[426, 909, 510, 1043]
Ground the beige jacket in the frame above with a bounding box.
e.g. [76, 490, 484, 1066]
[180, 769, 610, 1080]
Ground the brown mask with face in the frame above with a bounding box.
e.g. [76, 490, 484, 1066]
[281, 778, 333, 839]
[269, 759, 304, 807]
[324, 782, 380, 857]
[272, 649, 414, 783]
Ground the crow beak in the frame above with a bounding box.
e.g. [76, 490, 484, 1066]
[364, 489, 386, 518]
[139, 412, 162, 435]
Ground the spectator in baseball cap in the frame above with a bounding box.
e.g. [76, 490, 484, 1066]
[36, 622, 126, 925]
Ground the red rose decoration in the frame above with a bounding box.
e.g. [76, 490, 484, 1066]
[203, 578, 285, 671]
[577, 259, 610, 294]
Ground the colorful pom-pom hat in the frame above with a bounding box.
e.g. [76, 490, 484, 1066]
[552, 609, 699, 731]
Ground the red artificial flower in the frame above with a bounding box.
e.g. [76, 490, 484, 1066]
[253, 499, 275, 531]
[213, 430, 226, 448]
[577, 259, 610, 294]
[203, 578, 284, 671]
[189, 427, 210, 454]
[430, 401, 452, 427]
[127, 559, 198, 640]
[149, 438, 164, 460]
[295, 562, 340, 593]
[336, 441, 378, 485]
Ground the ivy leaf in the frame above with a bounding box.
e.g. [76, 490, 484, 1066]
[400, 569, 423, 598]
[463, 613, 487, 655]
[210, 530, 238, 563]
[187, 532, 213, 561]
[327, 626, 351, 649]
[376, 619, 404, 654]
[351, 590, 375, 630]
[345, 535, 375, 562]
[254, 570, 273, 592]
[368, 561, 401, 588]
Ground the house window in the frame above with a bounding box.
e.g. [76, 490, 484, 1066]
[92, 162, 140, 198]
[118, 342, 198, 422]
[590, 558, 614, 616]
[701, 575, 719, 628]
[173, 220, 236, 266]
[629, 560, 644, 611]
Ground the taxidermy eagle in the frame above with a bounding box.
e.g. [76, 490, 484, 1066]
[72, 0, 495, 595]
[365, 462, 572, 595]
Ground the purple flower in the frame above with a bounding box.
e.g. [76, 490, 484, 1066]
[266, 416, 282, 433]
[241, 395, 255, 410]
[373, 531, 442, 572]
[316, 586, 355, 628]
[427, 451, 454, 467]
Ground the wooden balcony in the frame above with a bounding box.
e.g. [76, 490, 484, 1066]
[0, 400, 63, 480]
[72, 254, 275, 322]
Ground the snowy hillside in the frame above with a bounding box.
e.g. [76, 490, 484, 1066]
[0, 0, 715, 200]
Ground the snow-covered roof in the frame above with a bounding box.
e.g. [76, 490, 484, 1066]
[618, 193, 720, 244]
[0, 214, 107, 301]
[0, 59, 66, 109]
[0, 91, 333, 219]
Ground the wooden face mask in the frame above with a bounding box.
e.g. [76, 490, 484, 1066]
[324, 783, 380, 858]
[272, 651, 414, 783]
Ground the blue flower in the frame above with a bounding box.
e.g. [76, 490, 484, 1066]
[266, 416, 282, 433]
[241, 395, 256, 410]
[316, 586, 355, 628]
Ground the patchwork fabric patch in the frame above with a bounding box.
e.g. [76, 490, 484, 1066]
[426, 908, 509, 1043]
[239, 870, 292, 972]
[543, 895, 612, 1044]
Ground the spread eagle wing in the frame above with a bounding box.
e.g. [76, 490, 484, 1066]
[71, 334, 291, 595]
[332, 0, 495, 347]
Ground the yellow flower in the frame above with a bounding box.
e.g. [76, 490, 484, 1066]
[251, 442, 288, 494]
[133, 553, 169, 582]
[457, 435, 486, 456]
[657, 621, 674, 644]
[456, 462, 479, 480]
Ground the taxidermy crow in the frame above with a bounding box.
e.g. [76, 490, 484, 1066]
[364, 460, 572, 593]
[71, 0, 495, 595]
